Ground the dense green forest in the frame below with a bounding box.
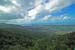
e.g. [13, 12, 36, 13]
[0, 24, 75, 50]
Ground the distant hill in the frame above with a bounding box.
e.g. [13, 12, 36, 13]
[24, 25, 75, 34]
[0, 23, 75, 34]
[0, 23, 50, 38]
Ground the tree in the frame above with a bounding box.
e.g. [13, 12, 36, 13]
[66, 32, 75, 50]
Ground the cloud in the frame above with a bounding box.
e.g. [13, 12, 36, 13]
[0, 0, 22, 20]
[9, 14, 70, 25]
[11, 0, 21, 7]
[42, 15, 51, 21]
[42, 14, 70, 21]
[25, 0, 43, 21]
[28, 4, 43, 17]
[26, 0, 73, 22]
[44, 0, 73, 11]
[0, 6, 11, 13]
[6, 18, 26, 24]
[6, 16, 36, 25]
[0, 0, 74, 25]
[62, 16, 70, 20]
[0, 5, 16, 13]
[0, 20, 8, 23]
[35, 0, 42, 6]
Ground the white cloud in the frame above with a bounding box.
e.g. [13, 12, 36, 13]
[0, 5, 18, 13]
[11, 0, 21, 7]
[27, 0, 73, 22]
[0, 6, 11, 13]
[42, 15, 51, 21]
[6, 15, 36, 24]
[24, 16, 36, 22]
[45, 0, 58, 10]
[44, 0, 73, 11]
[35, 0, 42, 6]
[6, 18, 26, 24]
[63, 16, 70, 20]
[27, 3, 43, 21]
[28, 4, 43, 17]
[6, 14, 70, 25]
[53, 15, 70, 21]
[0, 0, 74, 25]
[42, 14, 70, 21]
[29, 0, 73, 17]
[26, 0, 46, 22]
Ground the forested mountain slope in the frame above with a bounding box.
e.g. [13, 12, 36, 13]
[0, 24, 75, 50]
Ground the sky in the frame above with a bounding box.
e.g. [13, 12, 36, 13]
[0, 0, 75, 25]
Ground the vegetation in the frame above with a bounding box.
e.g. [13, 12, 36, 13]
[0, 24, 75, 50]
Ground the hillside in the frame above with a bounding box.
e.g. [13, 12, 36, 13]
[0, 24, 75, 50]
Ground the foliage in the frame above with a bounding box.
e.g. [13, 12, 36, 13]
[0, 24, 75, 50]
